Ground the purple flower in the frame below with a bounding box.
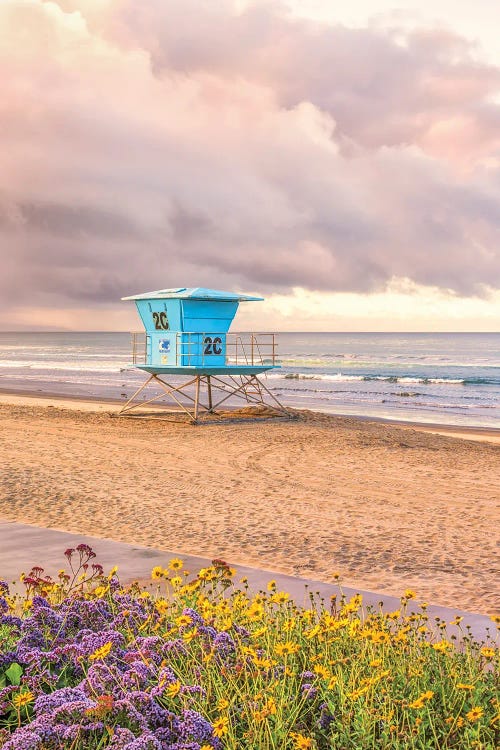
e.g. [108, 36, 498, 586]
[123, 735, 161, 750]
[122, 660, 151, 688]
[317, 702, 335, 730]
[1, 727, 42, 750]
[78, 628, 125, 658]
[0, 614, 22, 629]
[108, 728, 137, 748]
[0, 650, 18, 669]
[301, 683, 318, 700]
[212, 631, 235, 656]
[33, 687, 91, 715]
[177, 709, 218, 745]
[181, 608, 205, 626]
[0, 685, 14, 713]
[161, 639, 187, 656]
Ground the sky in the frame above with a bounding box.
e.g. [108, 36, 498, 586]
[1, 0, 499, 332]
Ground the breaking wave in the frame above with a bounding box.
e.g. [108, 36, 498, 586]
[268, 372, 496, 385]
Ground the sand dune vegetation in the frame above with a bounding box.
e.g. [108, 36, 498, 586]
[0, 545, 498, 749]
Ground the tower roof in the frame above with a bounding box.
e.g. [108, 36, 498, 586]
[121, 287, 263, 302]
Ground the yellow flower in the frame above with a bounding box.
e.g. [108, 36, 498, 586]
[93, 585, 108, 598]
[490, 614, 500, 625]
[480, 647, 496, 659]
[275, 641, 300, 656]
[313, 664, 330, 680]
[370, 631, 390, 644]
[89, 641, 112, 661]
[271, 591, 290, 604]
[456, 683, 475, 690]
[166, 681, 181, 698]
[267, 579, 276, 591]
[305, 625, 321, 640]
[251, 626, 267, 639]
[169, 558, 183, 571]
[170, 576, 183, 588]
[403, 589, 417, 600]
[466, 706, 484, 722]
[151, 566, 165, 580]
[175, 614, 192, 627]
[212, 716, 229, 737]
[107, 565, 118, 580]
[265, 697, 277, 715]
[370, 659, 382, 668]
[217, 698, 229, 711]
[408, 691, 434, 709]
[322, 613, 344, 632]
[291, 732, 313, 749]
[183, 627, 198, 643]
[342, 594, 363, 614]
[348, 686, 370, 700]
[198, 567, 216, 581]
[432, 640, 452, 653]
[387, 610, 401, 620]
[200, 746, 214, 750]
[155, 598, 169, 615]
[253, 656, 273, 669]
[408, 698, 425, 709]
[12, 691, 35, 709]
[246, 603, 265, 622]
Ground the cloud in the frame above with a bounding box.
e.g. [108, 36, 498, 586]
[0, 0, 499, 321]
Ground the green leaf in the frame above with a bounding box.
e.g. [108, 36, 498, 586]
[5, 662, 23, 685]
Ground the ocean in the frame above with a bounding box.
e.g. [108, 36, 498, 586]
[0, 331, 498, 428]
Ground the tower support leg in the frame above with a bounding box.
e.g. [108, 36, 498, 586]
[207, 376, 213, 412]
[118, 372, 293, 423]
[193, 376, 201, 423]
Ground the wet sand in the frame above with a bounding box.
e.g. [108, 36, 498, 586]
[0, 397, 498, 614]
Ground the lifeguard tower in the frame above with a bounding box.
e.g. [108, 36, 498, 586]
[119, 287, 290, 423]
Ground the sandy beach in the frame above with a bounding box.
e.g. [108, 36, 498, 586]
[0, 396, 498, 614]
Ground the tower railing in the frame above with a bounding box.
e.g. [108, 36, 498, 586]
[131, 332, 148, 364]
[129, 332, 277, 367]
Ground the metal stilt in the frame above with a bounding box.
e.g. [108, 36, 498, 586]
[118, 372, 293, 423]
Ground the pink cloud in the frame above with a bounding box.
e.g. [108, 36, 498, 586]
[0, 0, 499, 317]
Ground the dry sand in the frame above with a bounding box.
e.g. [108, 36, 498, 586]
[0, 397, 498, 614]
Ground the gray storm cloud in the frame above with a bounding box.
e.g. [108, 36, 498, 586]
[0, 0, 499, 316]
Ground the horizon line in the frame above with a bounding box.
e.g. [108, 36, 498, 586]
[0, 330, 499, 335]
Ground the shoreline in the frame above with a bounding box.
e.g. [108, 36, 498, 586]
[0, 387, 499, 443]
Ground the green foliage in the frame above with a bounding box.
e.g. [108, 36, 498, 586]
[0, 555, 498, 749]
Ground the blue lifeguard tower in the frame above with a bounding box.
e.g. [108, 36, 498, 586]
[119, 287, 289, 422]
